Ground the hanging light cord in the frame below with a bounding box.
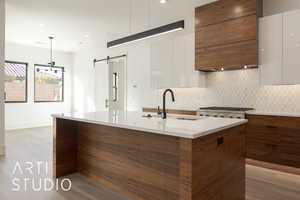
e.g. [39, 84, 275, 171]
[49, 36, 54, 69]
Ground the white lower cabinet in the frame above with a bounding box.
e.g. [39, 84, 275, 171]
[260, 10, 300, 85]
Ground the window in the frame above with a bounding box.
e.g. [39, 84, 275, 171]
[4, 61, 28, 103]
[34, 65, 64, 102]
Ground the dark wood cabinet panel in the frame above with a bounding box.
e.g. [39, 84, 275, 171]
[53, 118, 78, 178]
[196, 39, 258, 70]
[195, 0, 261, 71]
[77, 122, 181, 200]
[221, 167, 245, 200]
[247, 138, 279, 163]
[246, 124, 280, 145]
[192, 132, 223, 193]
[246, 114, 300, 169]
[278, 127, 300, 168]
[247, 114, 300, 129]
[222, 126, 246, 174]
[195, 0, 261, 28]
[196, 15, 257, 48]
[192, 125, 246, 200]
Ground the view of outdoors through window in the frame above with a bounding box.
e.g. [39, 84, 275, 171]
[4, 61, 27, 102]
[35, 65, 64, 102]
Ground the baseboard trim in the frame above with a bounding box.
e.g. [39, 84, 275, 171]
[246, 158, 300, 176]
[5, 122, 51, 131]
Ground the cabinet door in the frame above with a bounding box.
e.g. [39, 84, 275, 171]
[246, 126, 279, 164]
[278, 127, 300, 168]
[259, 14, 283, 85]
[172, 36, 186, 88]
[193, 132, 223, 193]
[222, 126, 246, 174]
[193, 126, 245, 200]
[173, 33, 205, 88]
[184, 33, 206, 88]
[150, 38, 173, 89]
[283, 10, 300, 84]
[150, 35, 205, 89]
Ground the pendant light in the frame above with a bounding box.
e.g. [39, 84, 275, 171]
[107, 0, 184, 48]
[48, 36, 55, 69]
[107, 21, 184, 48]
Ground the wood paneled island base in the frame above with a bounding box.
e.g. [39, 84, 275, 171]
[53, 118, 246, 200]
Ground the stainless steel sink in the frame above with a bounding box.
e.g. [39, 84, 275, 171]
[142, 114, 161, 118]
[176, 117, 199, 121]
[142, 114, 204, 121]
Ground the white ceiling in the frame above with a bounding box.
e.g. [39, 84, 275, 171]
[5, 0, 133, 52]
[5, 0, 215, 52]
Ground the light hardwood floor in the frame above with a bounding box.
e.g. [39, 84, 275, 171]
[0, 127, 299, 200]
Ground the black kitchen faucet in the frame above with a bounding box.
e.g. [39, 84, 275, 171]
[162, 89, 175, 119]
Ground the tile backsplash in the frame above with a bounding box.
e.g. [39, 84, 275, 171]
[155, 69, 300, 113]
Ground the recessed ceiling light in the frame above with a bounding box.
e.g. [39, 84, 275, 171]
[160, 0, 168, 4]
[39, 24, 45, 27]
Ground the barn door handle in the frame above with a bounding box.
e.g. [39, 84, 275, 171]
[105, 99, 109, 108]
[112, 72, 118, 102]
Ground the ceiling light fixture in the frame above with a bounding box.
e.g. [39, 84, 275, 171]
[107, 20, 184, 48]
[160, 0, 168, 4]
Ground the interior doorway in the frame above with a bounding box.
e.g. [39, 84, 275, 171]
[94, 56, 127, 112]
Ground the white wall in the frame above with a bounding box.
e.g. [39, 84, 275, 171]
[71, 45, 102, 113]
[0, 0, 5, 155]
[264, 0, 300, 16]
[5, 43, 73, 130]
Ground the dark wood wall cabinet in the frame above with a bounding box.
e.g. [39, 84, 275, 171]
[246, 114, 300, 169]
[195, 0, 262, 71]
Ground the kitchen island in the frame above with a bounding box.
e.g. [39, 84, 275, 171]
[53, 111, 247, 200]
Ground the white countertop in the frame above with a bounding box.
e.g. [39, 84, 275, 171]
[52, 111, 247, 139]
[246, 111, 300, 118]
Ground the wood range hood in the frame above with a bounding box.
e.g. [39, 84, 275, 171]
[195, 0, 263, 72]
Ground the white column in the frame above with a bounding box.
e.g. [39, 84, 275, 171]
[0, 0, 5, 155]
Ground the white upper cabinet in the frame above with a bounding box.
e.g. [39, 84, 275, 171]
[259, 14, 283, 85]
[283, 10, 300, 85]
[260, 9, 300, 85]
[172, 35, 186, 87]
[150, 34, 205, 89]
[150, 37, 173, 89]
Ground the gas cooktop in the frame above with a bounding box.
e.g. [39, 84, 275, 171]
[199, 107, 254, 112]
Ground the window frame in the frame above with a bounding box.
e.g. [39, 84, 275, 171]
[34, 64, 65, 103]
[4, 60, 28, 103]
